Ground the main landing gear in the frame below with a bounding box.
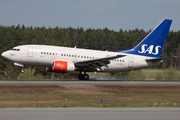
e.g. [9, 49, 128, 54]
[78, 71, 89, 80]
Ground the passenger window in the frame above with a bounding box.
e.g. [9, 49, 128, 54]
[17, 49, 20, 51]
[50, 53, 51, 55]
[69, 55, 71, 57]
[75, 55, 76, 57]
[81, 56, 83, 58]
[53, 53, 54, 55]
[67, 54, 68, 57]
[72, 55, 74, 57]
[44, 52, 46, 54]
[78, 55, 80, 58]
[87, 56, 89, 59]
[117, 59, 119, 62]
[41, 52, 43, 54]
[47, 52, 48, 55]
[84, 56, 86, 58]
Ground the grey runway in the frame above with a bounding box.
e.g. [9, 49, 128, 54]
[0, 108, 180, 120]
[0, 80, 180, 85]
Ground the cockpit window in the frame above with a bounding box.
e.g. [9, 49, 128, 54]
[11, 48, 20, 51]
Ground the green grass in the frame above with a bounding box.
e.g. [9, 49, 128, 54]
[89, 68, 180, 80]
[143, 68, 180, 80]
[0, 84, 180, 108]
[15, 68, 180, 80]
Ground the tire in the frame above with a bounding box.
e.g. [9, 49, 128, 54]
[84, 74, 89, 80]
[78, 74, 84, 80]
[21, 69, 24, 73]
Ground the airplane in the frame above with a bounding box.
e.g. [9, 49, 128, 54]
[1, 19, 176, 80]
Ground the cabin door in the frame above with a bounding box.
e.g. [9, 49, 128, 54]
[128, 56, 133, 68]
[27, 46, 33, 57]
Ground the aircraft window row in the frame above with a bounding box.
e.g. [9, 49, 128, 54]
[61, 54, 98, 59]
[112, 59, 124, 62]
[60, 53, 124, 62]
[11, 49, 20, 51]
[61, 53, 124, 62]
[41, 52, 57, 55]
[40, 52, 124, 62]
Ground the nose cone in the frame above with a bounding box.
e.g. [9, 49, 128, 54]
[1, 52, 5, 57]
[1, 51, 9, 59]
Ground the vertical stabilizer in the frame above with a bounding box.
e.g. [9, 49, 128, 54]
[116, 19, 172, 58]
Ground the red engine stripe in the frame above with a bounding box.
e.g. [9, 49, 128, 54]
[54, 61, 67, 73]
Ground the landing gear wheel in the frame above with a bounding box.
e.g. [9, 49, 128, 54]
[78, 72, 89, 80]
[78, 74, 84, 80]
[21, 68, 24, 73]
[84, 74, 89, 80]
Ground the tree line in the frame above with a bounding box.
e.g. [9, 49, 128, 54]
[0, 25, 180, 79]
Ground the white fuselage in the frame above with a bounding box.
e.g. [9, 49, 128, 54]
[2, 45, 161, 72]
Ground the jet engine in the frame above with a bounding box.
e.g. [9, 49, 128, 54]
[46, 61, 75, 73]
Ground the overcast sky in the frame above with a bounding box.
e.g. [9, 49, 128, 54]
[0, 0, 179, 31]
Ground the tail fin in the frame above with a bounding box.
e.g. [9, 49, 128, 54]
[116, 19, 172, 58]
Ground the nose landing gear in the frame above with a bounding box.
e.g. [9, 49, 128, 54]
[78, 71, 89, 80]
[21, 68, 24, 73]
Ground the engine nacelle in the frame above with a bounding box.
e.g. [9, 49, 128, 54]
[46, 61, 75, 73]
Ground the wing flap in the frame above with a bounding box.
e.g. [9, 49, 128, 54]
[74, 54, 126, 72]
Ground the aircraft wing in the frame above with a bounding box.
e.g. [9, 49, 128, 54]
[74, 55, 126, 71]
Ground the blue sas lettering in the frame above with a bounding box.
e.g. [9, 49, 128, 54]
[138, 44, 161, 55]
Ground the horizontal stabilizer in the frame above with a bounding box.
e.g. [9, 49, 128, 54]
[146, 56, 178, 62]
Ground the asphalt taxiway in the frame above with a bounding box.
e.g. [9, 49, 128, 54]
[0, 108, 180, 120]
[0, 80, 180, 85]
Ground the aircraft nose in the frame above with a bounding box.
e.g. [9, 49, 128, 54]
[1, 52, 5, 57]
[1, 51, 9, 59]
